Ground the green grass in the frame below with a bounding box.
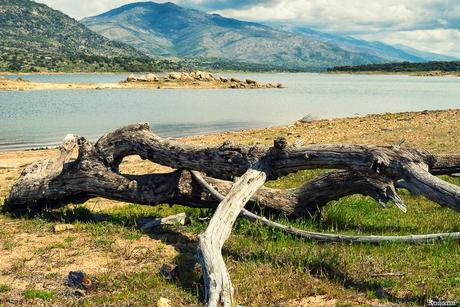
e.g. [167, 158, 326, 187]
[0, 284, 12, 293]
[82, 271, 200, 306]
[91, 172, 459, 303]
[226, 171, 460, 304]
[23, 289, 54, 300]
[1, 170, 459, 305]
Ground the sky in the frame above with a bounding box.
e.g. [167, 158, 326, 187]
[35, 0, 460, 57]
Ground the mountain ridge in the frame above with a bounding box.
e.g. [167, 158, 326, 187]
[1, 0, 145, 58]
[0, 0, 191, 72]
[81, 1, 455, 70]
[393, 44, 458, 62]
[281, 25, 458, 63]
[81, 1, 405, 70]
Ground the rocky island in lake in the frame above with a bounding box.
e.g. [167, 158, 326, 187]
[123, 71, 283, 89]
[0, 71, 283, 91]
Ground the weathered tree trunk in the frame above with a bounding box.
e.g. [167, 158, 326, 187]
[1, 140, 411, 216]
[3, 123, 460, 307]
[5, 124, 460, 214]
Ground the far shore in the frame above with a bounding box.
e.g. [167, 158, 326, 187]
[0, 78, 231, 91]
[326, 70, 460, 77]
[0, 71, 282, 91]
[0, 71, 133, 75]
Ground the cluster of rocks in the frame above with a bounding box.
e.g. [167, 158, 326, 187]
[126, 73, 159, 82]
[168, 71, 216, 81]
[124, 71, 283, 88]
[225, 77, 283, 89]
[418, 71, 445, 77]
[125, 71, 217, 83]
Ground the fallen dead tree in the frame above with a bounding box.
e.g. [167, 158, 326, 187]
[3, 123, 460, 306]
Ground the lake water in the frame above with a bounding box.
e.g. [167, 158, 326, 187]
[0, 73, 459, 151]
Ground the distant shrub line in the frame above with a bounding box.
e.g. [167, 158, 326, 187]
[328, 61, 460, 72]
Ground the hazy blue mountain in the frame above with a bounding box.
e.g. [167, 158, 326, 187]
[285, 25, 458, 63]
[284, 26, 426, 62]
[393, 44, 459, 62]
[82, 1, 423, 70]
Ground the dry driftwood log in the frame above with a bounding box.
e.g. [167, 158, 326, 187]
[5, 124, 460, 214]
[3, 123, 460, 306]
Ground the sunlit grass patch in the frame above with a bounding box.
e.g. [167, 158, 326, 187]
[265, 169, 328, 189]
[23, 289, 54, 301]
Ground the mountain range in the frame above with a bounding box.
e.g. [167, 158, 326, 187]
[81, 1, 457, 71]
[1, 0, 457, 72]
[278, 25, 457, 63]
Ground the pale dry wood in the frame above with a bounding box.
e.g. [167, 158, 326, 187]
[240, 209, 460, 243]
[94, 124, 457, 175]
[190, 170, 406, 215]
[4, 136, 183, 211]
[5, 124, 460, 213]
[4, 139, 412, 216]
[197, 167, 267, 307]
[430, 155, 460, 175]
[402, 162, 460, 212]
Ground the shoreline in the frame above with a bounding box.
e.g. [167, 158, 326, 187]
[325, 70, 460, 77]
[3, 70, 460, 77]
[1, 109, 458, 156]
[0, 71, 304, 75]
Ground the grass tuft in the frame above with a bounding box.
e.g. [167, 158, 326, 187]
[0, 284, 12, 293]
[23, 289, 54, 301]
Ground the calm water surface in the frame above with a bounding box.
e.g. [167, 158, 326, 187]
[0, 73, 459, 150]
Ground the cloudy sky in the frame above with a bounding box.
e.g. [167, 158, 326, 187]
[35, 0, 460, 57]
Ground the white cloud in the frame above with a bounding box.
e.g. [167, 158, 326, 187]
[214, 0, 460, 57]
[215, 0, 456, 33]
[34, 0, 175, 20]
